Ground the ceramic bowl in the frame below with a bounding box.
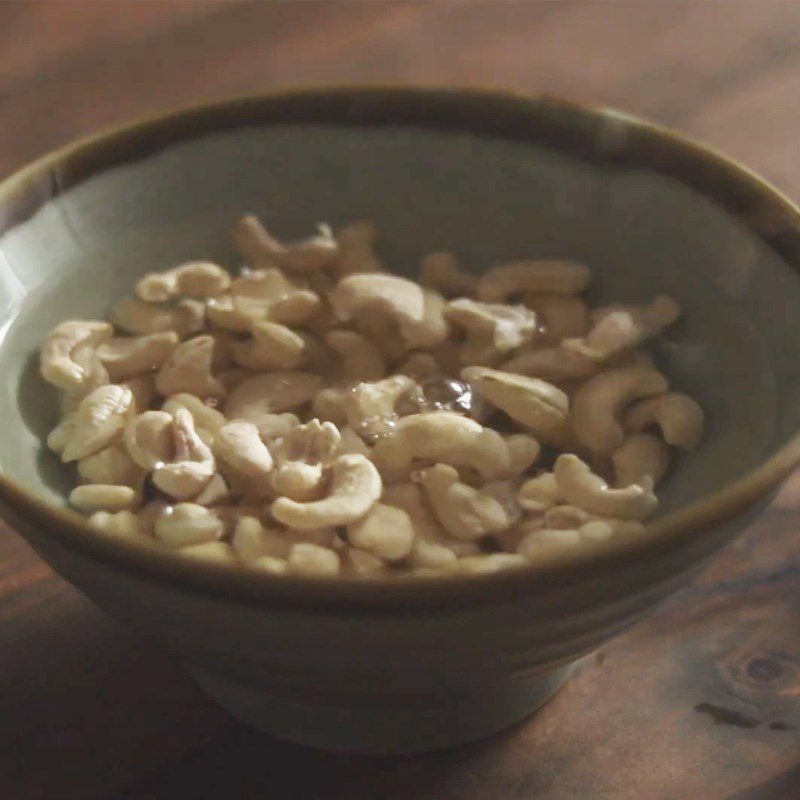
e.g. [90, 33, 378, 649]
[2, 88, 800, 753]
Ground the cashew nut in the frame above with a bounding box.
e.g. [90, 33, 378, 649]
[477, 259, 591, 301]
[96, 332, 179, 381]
[287, 542, 341, 576]
[505, 433, 541, 475]
[624, 392, 704, 449]
[413, 463, 510, 541]
[271, 419, 340, 501]
[554, 453, 657, 519]
[372, 411, 511, 482]
[325, 330, 386, 381]
[446, 298, 538, 363]
[399, 289, 450, 349]
[231, 516, 291, 561]
[232, 215, 339, 272]
[571, 366, 669, 455]
[523, 293, 589, 339]
[69, 484, 137, 513]
[612, 433, 671, 489]
[232, 321, 318, 371]
[161, 393, 227, 445]
[194, 472, 231, 506]
[111, 296, 205, 338]
[343, 375, 417, 442]
[518, 472, 560, 511]
[462, 367, 568, 440]
[155, 335, 226, 399]
[564, 296, 681, 361]
[40, 320, 113, 391]
[396, 352, 440, 382]
[331, 273, 425, 327]
[419, 251, 478, 297]
[154, 503, 224, 548]
[455, 553, 528, 574]
[225, 372, 323, 428]
[88, 510, 156, 547]
[501, 346, 600, 383]
[334, 220, 384, 275]
[152, 408, 215, 499]
[78, 444, 142, 487]
[271, 453, 381, 529]
[123, 374, 157, 413]
[136, 261, 231, 302]
[214, 421, 274, 480]
[345, 547, 386, 575]
[348, 502, 416, 561]
[61, 384, 134, 462]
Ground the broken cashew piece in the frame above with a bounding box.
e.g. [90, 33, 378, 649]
[154, 503, 224, 548]
[571, 366, 668, 456]
[271, 453, 382, 529]
[624, 392, 704, 449]
[111, 296, 205, 338]
[136, 261, 231, 302]
[344, 375, 417, 442]
[477, 260, 591, 301]
[334, 220, 384, 275]
[518, 472, 560, 511]
[524, 293, 589, 339]
[40, 320, 113, 391]
[231, 321, 315, 371]
[271, 419, 340, 501]
[152, 408, 215, 499]
[554, 453, 657, 519]
[413, 463, 510, 541]
[612, 433, 671, 489]
[501, 346, 600, 383]
[372, 411, 511, 482]
[288, 543, 341, 576]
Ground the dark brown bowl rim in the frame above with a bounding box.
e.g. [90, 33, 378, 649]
[1, 85, 799, 614]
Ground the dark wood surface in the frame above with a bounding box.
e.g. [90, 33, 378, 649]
[2, 2, 800, 798]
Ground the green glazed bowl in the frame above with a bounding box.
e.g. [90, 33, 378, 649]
[2, 87, 800, 752]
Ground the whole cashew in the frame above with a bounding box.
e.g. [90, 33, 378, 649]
[161, 393, 227, 445]
[214, 421, 274, 480]
[399, 289, 450, 349]
[155, 335, 226, 399]
[462, 367, 568, 440]
[553, 453, 657, 519]
[287, 543, 341, 576]
[40, 320, 113, 391]
[372, 411, 511, 482]
[232, 516, 291, 561]
[154, 503, 224, 548]
[97, 332, 179, 381]
[232, 215, 339, 272]
[271, 453, 382, 529]
[348, 502, 416, 561]
[505, 433, 541, 475]
[111, 296, 205, 338]
[330, 273, 425, 326]
[225, 371, 323, 424]
[564, 296, 681, 361]
[325, 330, 386, 381]
[343, 375, 417, 441]
[624, 392, 704, 449]
[524, 293, 589, 339]
[69, 484, 137, 513]
[61, 384, 134, 462]
[78, 444, 142, 487]
[413, 463, 510, 541]
[334, 220, 384, 276]
[477, 259, 591, 301]
[136, 261, 231, 302]
[419, 251, 478, 297]
[571, 366, 668, 455]
[518, 472, 560, 511]
[232, 321, 315, 371]
[501, 346, 600, 382]
[612, 433, 671, 489]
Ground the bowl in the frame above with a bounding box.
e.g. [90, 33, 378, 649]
[2, 87, 800, 753]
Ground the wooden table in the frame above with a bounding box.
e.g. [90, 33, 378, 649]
[2, 3, 799, 798]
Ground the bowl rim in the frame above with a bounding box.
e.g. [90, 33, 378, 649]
[1, 84, 799, 612]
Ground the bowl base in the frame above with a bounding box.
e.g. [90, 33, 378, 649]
[187, 660, 575, 754]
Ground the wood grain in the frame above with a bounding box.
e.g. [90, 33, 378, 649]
[1, 2, 799, 798]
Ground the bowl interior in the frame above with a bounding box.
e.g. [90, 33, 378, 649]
[2, 121, 800, 518]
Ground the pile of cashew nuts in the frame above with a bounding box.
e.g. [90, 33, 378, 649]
[39, 215, 704, 577]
